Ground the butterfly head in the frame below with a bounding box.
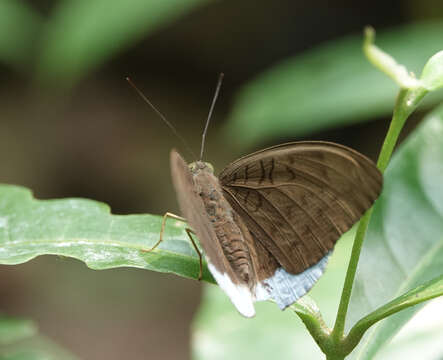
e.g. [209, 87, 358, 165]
[189, 161, 214, 174]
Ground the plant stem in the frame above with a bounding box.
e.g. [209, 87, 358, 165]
[330, 86, 427, 345]
[376, 88, 426, 171]
[330, 209, 372, 344]
[326, 355, 345, 360]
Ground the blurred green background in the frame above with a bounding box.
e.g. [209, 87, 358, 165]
[1, 0, 443, 359]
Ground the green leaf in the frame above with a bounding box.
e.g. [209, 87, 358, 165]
[421, 50, 443, 91]
[226, 21, 443, 147]
[0, 0, 41, 69]
[347, 103, 443, 359]
[374, 298, 443, 360]
[0, 184, 213, 282]
[37, 0, 211, 85]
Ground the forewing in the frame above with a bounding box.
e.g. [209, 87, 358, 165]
[219, 141, 382, 274]
[170, 149, 255, 317]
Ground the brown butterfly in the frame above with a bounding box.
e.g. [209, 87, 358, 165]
[170, 141, 382, 317]
[128, 75, 383, 317]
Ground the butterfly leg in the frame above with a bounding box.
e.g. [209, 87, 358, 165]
[184, 228, 203, 281]
[142, 212, 203, 281]
[142, 212, 187, 252]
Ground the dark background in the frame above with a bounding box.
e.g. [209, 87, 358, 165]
[0, 1, 442, 359]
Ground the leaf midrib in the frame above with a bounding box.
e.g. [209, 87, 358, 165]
[0, 236, 201, 263]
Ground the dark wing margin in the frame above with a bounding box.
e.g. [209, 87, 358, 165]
[219, 141, 383, 274]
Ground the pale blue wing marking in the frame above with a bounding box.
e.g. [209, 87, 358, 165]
[255, 252, 331, 309]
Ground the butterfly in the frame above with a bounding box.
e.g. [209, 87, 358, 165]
[127, 75, 382, 317]
[170, 141, 382, 317]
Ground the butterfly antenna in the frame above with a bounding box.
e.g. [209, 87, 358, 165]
[200, 73, 224, 161]
[126, 77, 196, 159]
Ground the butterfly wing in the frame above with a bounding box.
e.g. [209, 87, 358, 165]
[170, 149, 256, 317]
[219, 141, 382, 275]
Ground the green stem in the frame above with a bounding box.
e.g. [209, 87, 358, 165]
[326, 356, 345, 360]
[291, 299, 332, 354]
[295, 310, 330, 354]
[330, 209, 372, 345]
[376, 88, 426, 171]
[330, 86, 427, 346]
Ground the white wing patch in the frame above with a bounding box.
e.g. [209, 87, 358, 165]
[207, 263, 256, 318]
[207, 252, 331, 317]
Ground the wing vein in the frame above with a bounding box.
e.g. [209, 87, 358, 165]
[223, 188, 309, 269]
[292, 156, 378, 202]
[227, 183, 348, 229]
[259, 188, 328, 254]
[224, 162, 359, 221]
[275, 160, 359, 218]
[226, 181, 355, 225]
[274, 186, 337, 249]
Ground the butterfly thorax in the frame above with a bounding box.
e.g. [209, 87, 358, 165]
[190, 162, 255, 287]
[188, 161, 214, 174]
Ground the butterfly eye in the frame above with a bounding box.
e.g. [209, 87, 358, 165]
[188, 162, 197, 172]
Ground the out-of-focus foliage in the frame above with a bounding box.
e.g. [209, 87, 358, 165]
[421, 50, 443, 91]
[0, 0, 41, 69]
[0, 316, 37, 346]
[374, 298, 443, 360]
[36, 0, 211, 85]
[0, 0, 210, 85]
[0, 316, 78, 360]
[347, 275, 443, 359]
[226, 21, 443, 146]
